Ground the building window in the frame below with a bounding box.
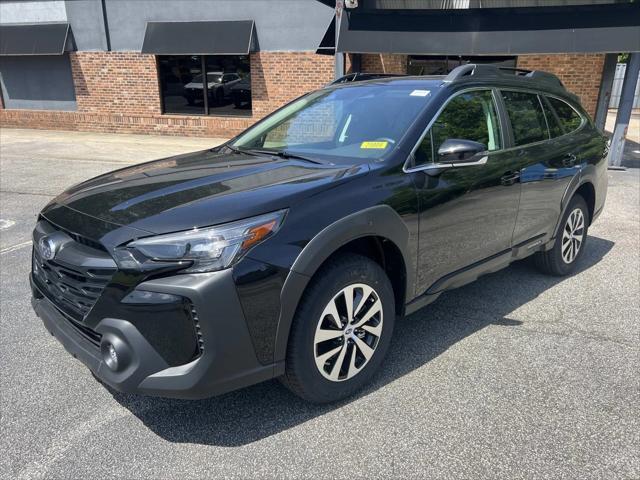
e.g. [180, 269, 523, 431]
[407, 55, 516, 75]
[158, 55, 251, 117]
[0, 55, 77, 111]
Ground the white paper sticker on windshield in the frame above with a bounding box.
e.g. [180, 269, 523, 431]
[410, 90, 431, 97]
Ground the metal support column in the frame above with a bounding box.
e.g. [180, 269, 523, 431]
[594, 53, 618, 132]
[609, 52, 640, 168]
[335, 52, 345, 79]
[334, 0, 345, 79]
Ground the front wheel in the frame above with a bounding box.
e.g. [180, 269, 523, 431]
[282, 254, 395, 403]
[535, 194, 589, 276]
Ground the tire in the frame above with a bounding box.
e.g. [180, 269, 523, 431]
[281, 253, 395, 403]
[535, 194, 589, 276]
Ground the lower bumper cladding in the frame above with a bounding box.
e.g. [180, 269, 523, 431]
[30, 269, 277, 399]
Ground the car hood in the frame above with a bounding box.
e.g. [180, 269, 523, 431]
[45, 148, 368, 235]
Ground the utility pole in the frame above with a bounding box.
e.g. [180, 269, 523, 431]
[609, 52, 640, 169]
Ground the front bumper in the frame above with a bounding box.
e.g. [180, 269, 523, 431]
[31, 268, 277, 399]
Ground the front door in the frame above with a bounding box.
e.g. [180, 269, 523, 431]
[409, 88, 522, 295]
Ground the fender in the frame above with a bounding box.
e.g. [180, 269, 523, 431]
[272, 205, 413, 365]
[550, 167, 596, 245]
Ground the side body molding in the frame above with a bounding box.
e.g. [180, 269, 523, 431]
[272, 205, 413, 366]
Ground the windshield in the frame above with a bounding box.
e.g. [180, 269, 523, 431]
[232, 83, 438, 161]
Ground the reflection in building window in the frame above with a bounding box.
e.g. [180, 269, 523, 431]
[158, 55, 251, 117]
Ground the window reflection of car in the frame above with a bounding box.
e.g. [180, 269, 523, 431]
[230, 75, 251, 108]
[183, 72, 242, 105]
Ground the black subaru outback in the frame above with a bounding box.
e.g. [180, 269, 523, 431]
[31, 64, 608, 403]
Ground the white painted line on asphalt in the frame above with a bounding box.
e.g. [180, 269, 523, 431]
[16, 407, 130, 480]
[0, 219, 16, 230]
[0, 240, 32, 254]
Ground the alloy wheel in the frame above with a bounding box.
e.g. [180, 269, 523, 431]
[561, 207, 585, 264]
[313, 283, 383, 382]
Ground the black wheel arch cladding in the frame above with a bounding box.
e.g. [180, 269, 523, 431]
[273, 205, 412, 364]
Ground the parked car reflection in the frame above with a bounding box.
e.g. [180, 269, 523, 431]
[230, 74, 251, 108]
[183, 72, 242, 105]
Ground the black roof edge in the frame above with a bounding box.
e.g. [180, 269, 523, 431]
[445, 64, 580, 103]
[445, 64, 563, 89]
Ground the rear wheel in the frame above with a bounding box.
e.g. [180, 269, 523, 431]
[535, 194, 589, 276]
[282, 254, 395, 403]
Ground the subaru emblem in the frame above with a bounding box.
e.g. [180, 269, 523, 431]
[38, 236, 57, 260]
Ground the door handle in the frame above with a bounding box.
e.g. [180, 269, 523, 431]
[500, 170, 521, 186]
[562, 153, 577, 167]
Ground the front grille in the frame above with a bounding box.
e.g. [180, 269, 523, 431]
[39, 217, 108, 253]
[67, 231, 107, 252]
[32, 219, 117, 322]
[33, 248, 115, 321]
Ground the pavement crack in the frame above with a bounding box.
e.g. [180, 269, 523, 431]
[513, 325, 635, 348]
[1, 190, 55, 197]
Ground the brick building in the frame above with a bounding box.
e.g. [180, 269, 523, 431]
[0, 0, 638, 138]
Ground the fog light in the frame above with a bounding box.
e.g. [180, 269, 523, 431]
[103, 342, 119, 371]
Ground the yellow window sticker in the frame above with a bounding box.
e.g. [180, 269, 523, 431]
[360, 141, 389, 149]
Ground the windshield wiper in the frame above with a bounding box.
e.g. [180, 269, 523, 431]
[225, 145, 329, 165]
[246, 148, 328, 165]
[223, 144, 260, 156]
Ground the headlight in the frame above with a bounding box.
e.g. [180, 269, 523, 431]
[114, 210, 286, 273]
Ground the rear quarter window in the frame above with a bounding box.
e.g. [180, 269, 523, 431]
[546, 97, 583, 134]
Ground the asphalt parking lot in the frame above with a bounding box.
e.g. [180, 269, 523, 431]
[1, 128, 639, 479]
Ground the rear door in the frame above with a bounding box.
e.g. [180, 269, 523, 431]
[501, 90, 583, 246]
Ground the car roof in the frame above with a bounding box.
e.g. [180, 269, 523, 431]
[327, 65, 578, 105]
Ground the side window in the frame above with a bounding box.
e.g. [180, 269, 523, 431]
[415, 90, 501, 166]
[502, 91, 549, 146]
[547, 97, 583, 134]
[541, 97, 564, 138]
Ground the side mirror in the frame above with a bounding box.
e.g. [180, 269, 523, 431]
[437, 139, 486, 163]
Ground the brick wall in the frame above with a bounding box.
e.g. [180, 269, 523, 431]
[517, 54, 605, 118]
[251, 52, 334, 118]
[0, 51, 333, 137]
[70, 52, 161, 115]
[359, 54, 408, 74]
[0, 51, 606, 135]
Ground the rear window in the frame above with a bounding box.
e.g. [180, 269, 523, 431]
[501, 91, 549, 146]
[547, 97, 583, 134]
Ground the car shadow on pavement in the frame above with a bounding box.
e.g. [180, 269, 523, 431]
[108, 235, 614, 447]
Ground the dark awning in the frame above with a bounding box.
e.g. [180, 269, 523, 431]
[0, 23, 71, 56]
[337, 3, 640, 55]
[141, 20, 255, 55]
[316, 16, 335, 55]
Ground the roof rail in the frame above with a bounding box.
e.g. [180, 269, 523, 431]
[444, 64, 564, 89]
